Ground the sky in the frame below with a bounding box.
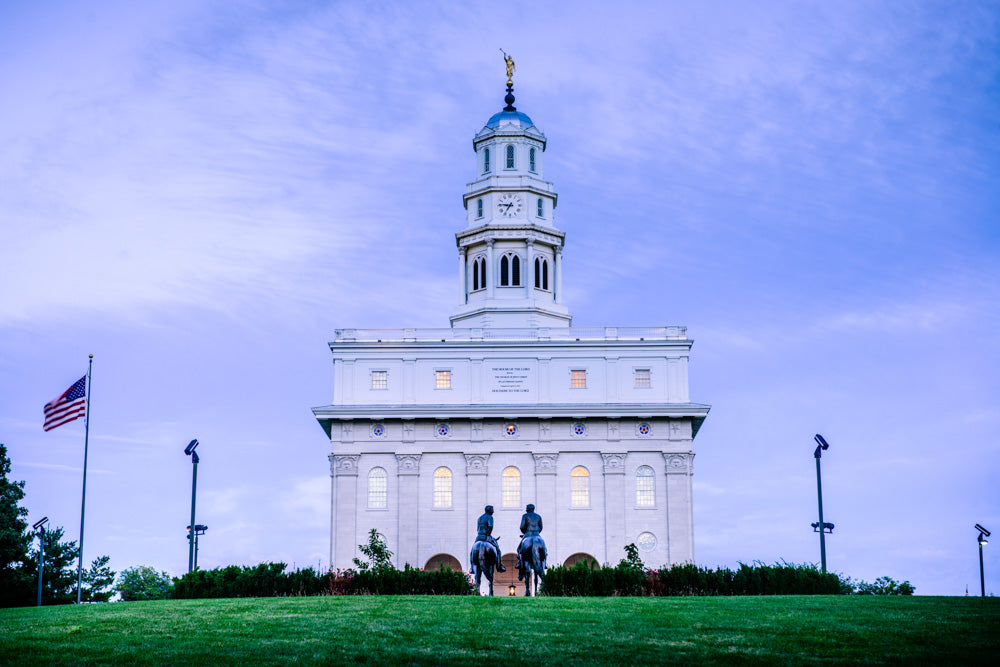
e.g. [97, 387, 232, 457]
[1, 0, 998, 596]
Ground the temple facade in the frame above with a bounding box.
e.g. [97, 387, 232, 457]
[313, 70, 709, 586]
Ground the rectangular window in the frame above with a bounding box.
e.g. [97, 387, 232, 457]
[371, 370, 387, 390]
[634, 369, 651, 388]
[435, 370, 451, 389]
[570, 369, 587, 389]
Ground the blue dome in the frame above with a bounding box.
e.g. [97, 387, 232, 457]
[486, 109, 534, 129]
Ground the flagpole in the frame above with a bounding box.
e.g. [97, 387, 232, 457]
[76, 354, 93, 604]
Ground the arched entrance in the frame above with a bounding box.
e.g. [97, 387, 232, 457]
[491, 553, 519, 594]
[564, 552, 598, 568]
[424, 553, 462, 572]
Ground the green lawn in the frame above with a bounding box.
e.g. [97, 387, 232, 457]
[1, 596, 997, 665]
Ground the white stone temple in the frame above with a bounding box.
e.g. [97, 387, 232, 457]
[313, 70, 709, 586]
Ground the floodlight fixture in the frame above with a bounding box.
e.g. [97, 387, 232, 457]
[976, 524, 991, 538]
[33, 516, 49, 531]
[184, 439, 198, 455]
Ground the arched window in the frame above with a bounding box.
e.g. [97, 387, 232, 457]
[529, 147, 536, 172]
[542, 259, 548, 290]
[505, 144, 515, 169]
[434, 467, 452, 508]
[636, 466, 655, 507]
[537, 198, 544, 218]
[499, 255, 509, 286]
[479, 257, 486, 289]
[511, 255, 520, 286]
[476, 198, 483, 218]
[532, 258, 549, 290]
[368, 467, 387, 508]
[571, 466, 590, 507]
[502, 467, 520, 506]
[472, 256, 484, 291]
[472, 258, 480, 291]
[534, 258, 541, 288]
[483, 147, 490, 173]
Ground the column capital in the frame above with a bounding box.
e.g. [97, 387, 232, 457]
[533, 453, 559, 475]
[330, 454, 360, 477]
[396, 453, 422, 475]
[663, 452, 694, 474]
[602, 452, 626, 474]
[465, 453, 489, 475]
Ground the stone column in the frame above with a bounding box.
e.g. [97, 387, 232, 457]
[525, 238, 534, 299]
[602, 453, 627, 564]
[486, 239, 495, 299]
[664, 452, 695, 564]
[465, 454, 490, 570]
[554, 246, 563, 304]
[458, 246, 467, 304]
[533, 453, 559, 562]
[396, 454, 422, 568]
[330, 454, 359, 569]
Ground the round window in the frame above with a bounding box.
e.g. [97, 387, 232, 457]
[437, 423, 450, 437]
[637, 532, 657, 552]
[372, 424, 385, 437]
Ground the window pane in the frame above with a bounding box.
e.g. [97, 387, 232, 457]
[635, 369, 651, 388]
[506, 144, 515, 168]
[434, 467, 452, 507]
[369, 467, 387, 508]
[570, 369, 586, 388]
[371, 370, 387, 390]
[435, 370, 451, 389]
[529, 147, 536, 172]
[571, 466, 589, 506]
[502, 467, 520, 506]
[636, 466, 654, 506]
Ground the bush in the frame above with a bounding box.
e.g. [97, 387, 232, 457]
[117, 566, 173, 601]
[845, 576, 915, 596]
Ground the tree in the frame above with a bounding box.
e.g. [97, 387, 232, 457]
[27, 526, 80, 605]
[81, 555, 116, 602]
[0, 444, 33, 607]
[353, 529, 393, 572]
[117, 566, 174, 601]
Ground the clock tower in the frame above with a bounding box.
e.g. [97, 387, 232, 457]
[450, 70, 572, 328]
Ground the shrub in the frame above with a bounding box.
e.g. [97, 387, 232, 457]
[845, 576, 915, 596]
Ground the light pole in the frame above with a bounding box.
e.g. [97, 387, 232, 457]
[33, 517, 48, 607]
[976, 524, 990, 597]
[184, 439, 199, 574]
[812, 434, 835, 573]
[188, 524, 208, 571]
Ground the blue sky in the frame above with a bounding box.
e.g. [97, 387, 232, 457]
[1, 1, 997, 595]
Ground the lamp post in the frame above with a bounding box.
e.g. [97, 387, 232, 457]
[812, 434, 835, 573]
[33, 517, 48, 607]
[976, 524, 991, 597]
[184, 439, 199, 574]
[187, 524, 208, 571]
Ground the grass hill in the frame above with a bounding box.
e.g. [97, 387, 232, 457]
[2, 595, 997, 664]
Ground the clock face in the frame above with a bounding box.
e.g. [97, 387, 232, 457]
[496, 193, 522, 217]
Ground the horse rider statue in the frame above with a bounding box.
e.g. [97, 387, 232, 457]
[516, 503, 543, 571]
[470, 505, 506, 573]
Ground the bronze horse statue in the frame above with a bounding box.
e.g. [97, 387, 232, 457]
[517, 535, 547, 596]
[470, 538, 502, 596]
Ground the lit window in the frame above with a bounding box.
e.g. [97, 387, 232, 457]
[505, 144, 515, 169]
[502, 467, 520, 506]
[368, 467, 387, 508]
[484, 147, 490, 173]
[571, 466, 589, 506]
[570, 369, 587, 389]
[371, 370, 387, 390]
[537, 198, 543, 218]
[529, 147, 536, 172]
[435, 370, 451, 389]
[635, 369, 651, 388]
[433, 467, 452, 508]
[476, 198, 483, 218]
[636, 466, 654, 506]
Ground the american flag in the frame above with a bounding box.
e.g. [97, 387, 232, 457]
[43, 376, 87, 432]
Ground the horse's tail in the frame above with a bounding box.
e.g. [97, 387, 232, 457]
[532, 540, 547, 572]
